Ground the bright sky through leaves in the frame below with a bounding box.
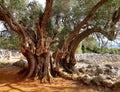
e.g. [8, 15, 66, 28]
[29, 0, 46, 7]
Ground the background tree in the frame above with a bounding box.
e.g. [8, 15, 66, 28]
[0, 0, 120, 82]
[82, 36, 98, 53]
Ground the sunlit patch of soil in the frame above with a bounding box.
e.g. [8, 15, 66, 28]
[0, 63, 112, 92]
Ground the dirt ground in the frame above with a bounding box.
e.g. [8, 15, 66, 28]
[0, 65, 113, 92]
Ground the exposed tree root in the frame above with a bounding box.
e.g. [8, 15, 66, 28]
[56, 68, 81, 81]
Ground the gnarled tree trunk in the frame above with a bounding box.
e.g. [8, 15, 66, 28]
[0, 0, 54, 83]
[53, 0, 109, 74]
[0, 0, 120, 82]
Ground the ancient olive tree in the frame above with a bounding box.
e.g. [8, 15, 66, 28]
[0, 0, 120, 82]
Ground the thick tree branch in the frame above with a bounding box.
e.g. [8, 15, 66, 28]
[70, 27, 117, 56]
[61, 0, 108, 51]
[41, 0, 53, 28]
[35, 0, 53, 36]
[0, 5, 26, 38]
[69, 29, 95, 55]
[35, 0, 53, 56]
[0, 5, 37, 55]
[68, 8, 120, 64]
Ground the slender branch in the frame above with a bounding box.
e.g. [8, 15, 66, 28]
[95, 28, 117, 41]
[112, 7, 120, 24]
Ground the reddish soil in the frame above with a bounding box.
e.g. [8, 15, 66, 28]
[0, 66, 112, 92]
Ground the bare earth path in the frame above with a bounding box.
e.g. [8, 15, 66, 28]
[0, 65, 112, 92]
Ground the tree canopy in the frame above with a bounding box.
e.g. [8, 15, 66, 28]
[0, 0, 120, 49]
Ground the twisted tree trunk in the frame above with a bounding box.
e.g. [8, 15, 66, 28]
[0, 0, 54, 83]
[53, 0, 109, 74]
[0, 0, 120, 83]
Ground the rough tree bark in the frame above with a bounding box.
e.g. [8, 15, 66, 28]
[0, 0, 54, 83]
[53, 0, 109, 74]
[0, 0, 120, 82]
[53, 1, 120, 76]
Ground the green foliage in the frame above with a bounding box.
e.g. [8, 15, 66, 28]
[0, 0, 43, 28]
[81, 45, 120, 55]
[59, 26, 71, 45]
[46, 20, 55, 37]
[0, 0, 43, 50]
[99, 47, 120, 54]
[0, 0, 120, 52]
[0, 32, 20, 50]
[82, 36, 98, 51]
[0, 0, 27, 10]
[19, 1, 43, 28]
[52, 0, 120, 50]
[76, 47, 82, 54]
[81, 36, 120, 54]
[53, 0, 75, 14]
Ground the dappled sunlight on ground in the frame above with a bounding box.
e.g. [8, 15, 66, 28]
[0, 65, 112, 92]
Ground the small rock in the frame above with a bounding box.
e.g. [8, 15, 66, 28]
[82, 75, 92, 85]
[79, 67, 86, 73]
[96, 66, 104, 74]
[87, 64, 94, 68]
[105, 64, 113, 69]
[79, 59, 89, 62]
[12, 59, 27, 67]
[102, 79, 114, 88]
[99, 74, 108, 80]
[92, 76, 102, 86]
[104, 68, 113, 75]
[71, 74, 79, 80]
